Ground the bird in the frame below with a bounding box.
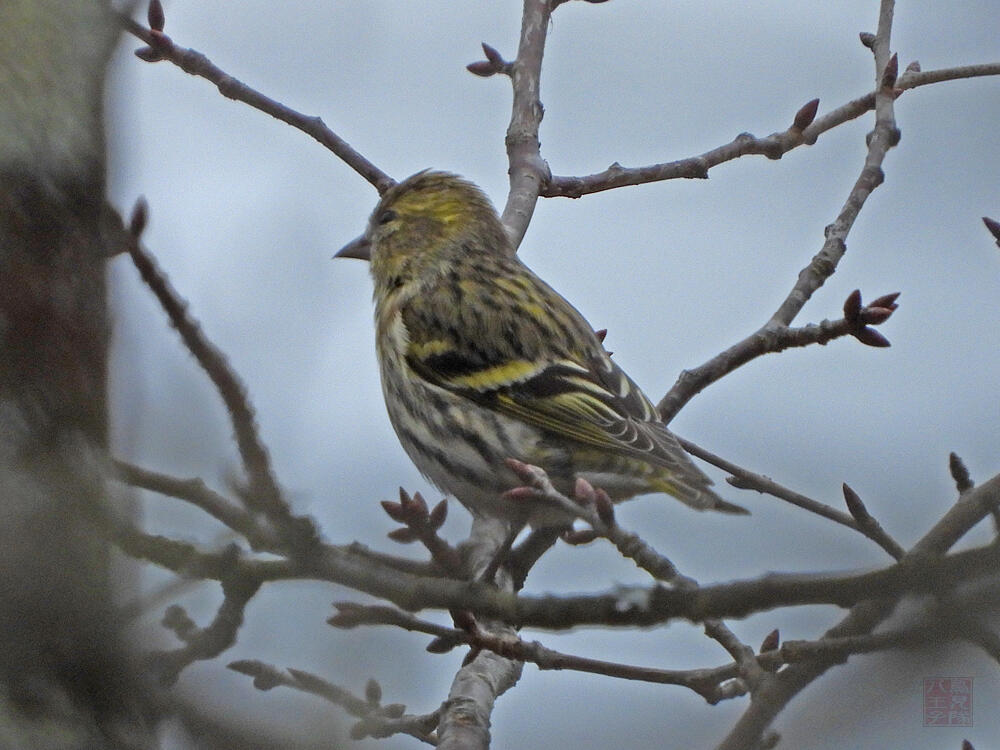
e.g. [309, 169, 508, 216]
[336, 170, 747, 525]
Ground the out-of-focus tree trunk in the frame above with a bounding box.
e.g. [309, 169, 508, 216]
[0, 1, 153, 746]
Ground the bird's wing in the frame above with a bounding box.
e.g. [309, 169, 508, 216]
[399, 261, 699, 474]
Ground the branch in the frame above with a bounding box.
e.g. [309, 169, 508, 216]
[494, 540, 1000, 629]
[115, 466, 1000, 636]
[228, 660, 440, 744]
[113, 459, 281, 551]
[150, 570, 262, 685]
[115, 464, 447, 581]
[329, 580, 1000, 706]
[330, 602, 741, 703]
[704, 620, 768, 695]
[766, 39, 900, 330]
[505, 461, 689, 583]
[497, 0, 555, 248]
[719, 11, 911, 734]
[678, 438, 905, 560]
[658, 290, 899, 421]
[437, 515, 523, 750]
[118, 7, 394, 193]
[112, 523, 297, 584]
[125, 201, 317, 551]
[715, 332, 1000, 750]
[505, 464, 767, 699]
[541, 62, 1000, 198]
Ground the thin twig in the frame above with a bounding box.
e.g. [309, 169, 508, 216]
[125, 200, 314, 551]
[542, 62, 1000, 199]
[150, 570, 262, 685]
[658, 291, 898, 421]
[765, 42, 899, 330]
[118, 12, 394, 193]
[113, 459, 281, 550]
[505, 461, 688, 583]
[678, 438, 905, 560]
[228, 660, 441, 745]
[329, 603, 736, 702]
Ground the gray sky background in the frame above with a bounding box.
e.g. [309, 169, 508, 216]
[106, 2, 1000, 748]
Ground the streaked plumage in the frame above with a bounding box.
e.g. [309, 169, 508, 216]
[337, 170, 747, 524]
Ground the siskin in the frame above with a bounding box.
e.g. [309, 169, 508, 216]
[337, 170, 746, 525]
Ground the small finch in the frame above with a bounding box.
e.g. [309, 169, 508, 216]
[337, 170, 746, 524]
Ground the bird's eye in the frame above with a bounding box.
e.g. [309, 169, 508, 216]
[377, 209, 397, 225]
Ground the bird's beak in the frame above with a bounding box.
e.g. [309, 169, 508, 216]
[334, 235, 371, 261]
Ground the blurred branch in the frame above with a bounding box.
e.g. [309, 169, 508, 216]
[229, 660, 440, 744]
[114, 458, 447, 580]
[168, 692, 335, 750]
[124, 200, 319, 552]
[113, 459, 281, 551]
[118, 9, 394, 193]
[151, 570, 262, 685]
[113, 524, 294, 583]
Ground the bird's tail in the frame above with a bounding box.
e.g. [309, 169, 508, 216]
[654, 476, 750, 515]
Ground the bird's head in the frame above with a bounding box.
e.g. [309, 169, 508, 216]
[335, 171, 511, 296]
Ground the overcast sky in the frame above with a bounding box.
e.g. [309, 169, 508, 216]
[106, 2, 1000, 748]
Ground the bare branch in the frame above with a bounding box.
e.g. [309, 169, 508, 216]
[542, 62, 999, 198]
[498, 0, 555, 248]
[504, 461, 688, 583]
[679, 438, 905, 560]
[229, 660, 440, 744]
[125, 201, 317, 550]
[113, 459, 281, 551]
[328, 583, 1000, 707]
[704, 620, 766, 695]
[118, 12, 394, 193]
[117, 471, 1000, 634]
[658, 290, 899, 421]
[764, 7, 899, 330]
[150, 570, 262, 685]
[329, 602, 740, 703]
[716, 341, 1000, 750]
[438, 515, 522, 750]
